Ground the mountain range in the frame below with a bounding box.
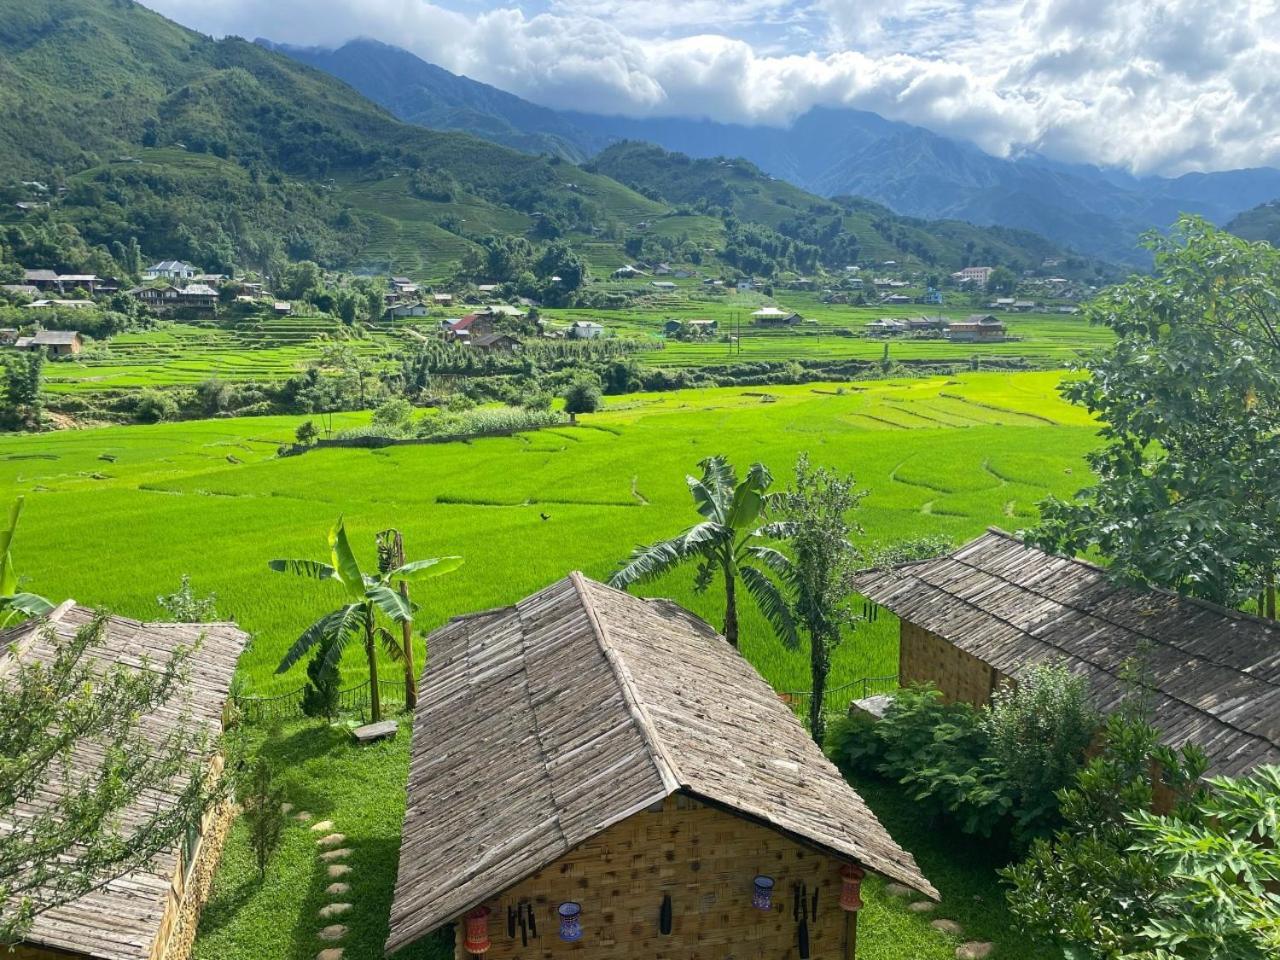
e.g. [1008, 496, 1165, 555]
[0, 0, 1106, 284]
[270, 38, 1280, 264]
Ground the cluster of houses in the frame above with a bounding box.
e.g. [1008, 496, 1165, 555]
[0, 327, 83, 355]
[864, 313, 1009, 342]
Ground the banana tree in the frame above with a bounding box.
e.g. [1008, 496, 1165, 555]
[610, 456, 796, 649]
[270, 518, 461, 722]
[1, 497, 53, 628]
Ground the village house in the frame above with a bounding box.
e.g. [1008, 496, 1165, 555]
[16, 329, 84, 355]
[386, 574, 935, 960]
[54, 274, 102, 294]
[944, 314, 1007, 342]
[23, 300, 94, 313]
[0, 328, 17, 345]
[178, 283, 218, 309]
[612, 265, 643, 279]
[751, 306, 803, 327]
[272, 301, 291, 316]
[386, 302, 429, 320]
[432, 292, 453, 305]
[864, 317, 909, 336]
[2, 603, 248, 960]
[853, 530, 1280, 778]
[567, 319, 604, 339]
[446, 313, 497, 342]
[22, 269, 61, 291]
[881, 294, 912, 305]
[470, 332, 522, 354]
[664, 318, 717, 337]
[143, 260, 198, 282]
[952, 266, 994, 285]
[651, 280, 677, 291]
[131, 284, 183, 310]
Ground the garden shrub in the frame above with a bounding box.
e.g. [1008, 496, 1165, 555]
[301, 649, 341, 720]
[984, 663, 1098, 844]
[156, 574, 218, 622]
[133, 389, 178, 423]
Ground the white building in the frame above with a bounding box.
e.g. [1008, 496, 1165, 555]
[143, 260, 198, 282]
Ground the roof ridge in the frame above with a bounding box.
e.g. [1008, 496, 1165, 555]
[569, 572, 682, 794]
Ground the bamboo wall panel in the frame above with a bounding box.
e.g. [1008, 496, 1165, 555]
[900, 622, 998, 706]
[457, 795, 850, 960]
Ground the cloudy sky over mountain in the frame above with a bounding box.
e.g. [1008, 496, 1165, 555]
[144, 0, 1280, 176]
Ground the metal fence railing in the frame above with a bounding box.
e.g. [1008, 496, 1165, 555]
[780, 673, 899, 723]
[234, 678, 407, 724]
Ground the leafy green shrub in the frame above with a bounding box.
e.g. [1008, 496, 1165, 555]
[301, 649, 341, 720]
[563, 374, 602, 421]
[984, 664, 1098, 843]
[1002, 704, 1208, 959]
[294, 419, 318, 446]
[133, 390, 178, 423]
[371, 397, 414, 432]
[156, 575, 218, 622]
[241, 755, 285, 879]
[1129, 765, 1280, 959]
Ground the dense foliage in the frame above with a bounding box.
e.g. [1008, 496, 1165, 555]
[835, 666, 1098, 845]
[1031, 218, 1280, 611]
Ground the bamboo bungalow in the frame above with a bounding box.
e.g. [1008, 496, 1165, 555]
[2, 602, 248, 960]
[853, 529, 1280, 777]
[387, 573, 935, 960]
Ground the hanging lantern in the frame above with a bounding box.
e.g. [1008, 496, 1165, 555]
[752, 875, 775, 911]
[558, 901, 582, 942]
[840, 865, 865, 912]
[463, 906, 492, 955]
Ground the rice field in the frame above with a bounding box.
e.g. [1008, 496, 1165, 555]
[1, 370, 1095, 960]
[3, 370, 1096, 698]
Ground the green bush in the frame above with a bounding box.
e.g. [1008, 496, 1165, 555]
[134, 390, 178, 423]
[984, 663, 1098, 844]
[300, 650, 341, 720]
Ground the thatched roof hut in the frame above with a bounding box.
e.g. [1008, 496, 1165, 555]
[853, 528, 1280, 777]
[387, 573, 934, 959]
[1, 602, 247, 960]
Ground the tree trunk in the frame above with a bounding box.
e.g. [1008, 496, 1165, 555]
[809, 632, 829, 746]
[366, 611, 382, 723]
[1268, 582, 1277, 621]
[723, 564, 739, 648]
[400, 580, 417, 710]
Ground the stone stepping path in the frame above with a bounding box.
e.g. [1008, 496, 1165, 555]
[890, 891, 994, 959]
[278, 797, 359, 960]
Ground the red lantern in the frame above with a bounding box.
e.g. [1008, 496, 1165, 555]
[840, 865, 865, 912]
[464, 906, 492, 955]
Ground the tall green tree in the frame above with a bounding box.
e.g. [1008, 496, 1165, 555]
[610, 456, 796, 649]
[1030, 217, 1280, 613]
[1, 351, 43, 431]
[758, 453, 863, 744]
[270, 519, 461, 722]
[0, 613, 230, 946]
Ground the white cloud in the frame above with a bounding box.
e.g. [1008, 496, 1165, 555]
[142, 0, 1280, 175]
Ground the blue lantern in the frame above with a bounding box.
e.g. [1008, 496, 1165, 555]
[752, 875, 774, 911]
[558, 901, 582, 942]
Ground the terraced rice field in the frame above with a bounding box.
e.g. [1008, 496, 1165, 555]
[41, 317, 400, 392]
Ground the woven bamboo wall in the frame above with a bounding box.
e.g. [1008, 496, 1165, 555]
[900, 621, 1005, 706]
[454, 794, 853, 960]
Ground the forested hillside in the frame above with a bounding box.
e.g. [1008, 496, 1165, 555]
[0, 0, 1096, 281]
[1228, 200, 1280, 245]
[588, 143, 1107, 278]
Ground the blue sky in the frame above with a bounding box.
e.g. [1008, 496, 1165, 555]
[144, 0, 1280, 176]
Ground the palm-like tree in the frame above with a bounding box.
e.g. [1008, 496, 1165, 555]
[271, 519, 461, 722]
[610, 456, 796, 649]
[1, 498, 53, 628]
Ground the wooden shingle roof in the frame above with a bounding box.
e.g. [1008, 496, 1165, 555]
[853, 529, 1280, 777]
[386, 573, 935, 954]
[0, 602, 248, 960]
